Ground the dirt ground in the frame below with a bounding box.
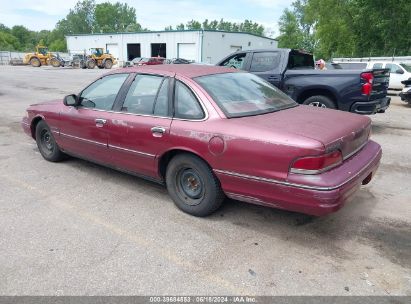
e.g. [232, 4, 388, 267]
[0, 65, 410, 295]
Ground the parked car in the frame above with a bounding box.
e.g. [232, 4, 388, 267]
[137, 57, 165, 66]
[21, 65, 382, 217]
[216, 49, 391, 114]
[123, 57, 142, 67]
[366, 61, 411, 90]
[164, 58, 193, 64]
[399, 79, 411, 104]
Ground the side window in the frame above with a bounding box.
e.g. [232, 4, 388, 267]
[174, 81, 204, 120]
[80, 74, 128, 110]
[386, 63, 401, 73]
[220, 53, 247, 70]
[122, 75, 164, 115]
[250, 52, 279, 72]
[373, 63, 383, 69]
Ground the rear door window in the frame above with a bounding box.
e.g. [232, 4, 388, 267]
[386, 63, 402, 74]
[250, 52, 280, 72]
[121, 74, 168, 115]
[373, 63, 383, 69]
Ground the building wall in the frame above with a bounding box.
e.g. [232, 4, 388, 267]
[202, 31, 278, 64]
[67, 31, 202, 63]
[66, 30, 278, 65]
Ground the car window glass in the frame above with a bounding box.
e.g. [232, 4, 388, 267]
[122, 75, 163, 114]
[174, 81, 204, 120]
[373, 63, 383, 69]
[80, 74, 128, 110]
[220, 53, 246, 70]
[250, 52, 280, 72]
[153, 79, 169, 117]
[386, 63, 401, 73]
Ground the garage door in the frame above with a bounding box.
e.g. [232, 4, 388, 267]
[178, 43, 196, 61]
[106, 43, 119, 60]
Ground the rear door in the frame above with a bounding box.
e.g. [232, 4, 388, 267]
[249, 51, 282, 87]
[59, 73, 130, 164]
[107, 73, 173, 179]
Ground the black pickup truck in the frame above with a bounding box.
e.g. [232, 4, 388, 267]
[216, 49, 391, 114]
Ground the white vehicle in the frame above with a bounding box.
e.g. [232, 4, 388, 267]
[365, 62, 411, 90]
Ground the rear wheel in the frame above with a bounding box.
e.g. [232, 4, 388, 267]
[86, 59, 96, 69]
[166, 154, 225, 217]
[303, 95, 336, 109]
[104, 59, 113, 69]
[35, 120, 65, 162]
[30, 57, 41, 67]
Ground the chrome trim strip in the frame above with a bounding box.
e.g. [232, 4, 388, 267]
[214, 150, 381, 192]
[108, 144, 155, 158]
[60, 132, 107, 147]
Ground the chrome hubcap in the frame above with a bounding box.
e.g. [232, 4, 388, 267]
[309, 101, 327, 108]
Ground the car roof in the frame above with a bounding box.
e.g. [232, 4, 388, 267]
[113, 64, 241, 78]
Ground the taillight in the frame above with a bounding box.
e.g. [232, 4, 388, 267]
[361, 72, 374, 96]
[290, 150, 343, 174]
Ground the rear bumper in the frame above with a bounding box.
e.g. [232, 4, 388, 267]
[350, 97, 390, 114]
[215, 141, 382, 216]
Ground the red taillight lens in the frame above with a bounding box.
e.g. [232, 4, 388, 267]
[361, 72, 374, 96]
[291, 150, 343, 174]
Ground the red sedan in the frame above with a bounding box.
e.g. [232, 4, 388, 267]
[21, 65, 381, 216]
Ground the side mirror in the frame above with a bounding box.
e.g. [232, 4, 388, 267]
[396, 68, 404, 74]
[63, 94, 78, 106]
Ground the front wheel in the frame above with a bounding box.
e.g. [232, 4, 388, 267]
[35, 120, 65, 162]
[166, 154, 225, 217]
[303, 95, 336, 109]
[104, 59, 113, 69]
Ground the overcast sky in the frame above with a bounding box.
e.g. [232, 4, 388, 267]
[0, 0, 293, 37]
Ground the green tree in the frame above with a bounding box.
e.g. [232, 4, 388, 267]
[277, 9, 304, 49]
[95, 2, 139, 32]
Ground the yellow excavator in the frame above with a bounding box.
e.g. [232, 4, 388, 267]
[85, 48, 116, 69]
[23, 45, 62, 67]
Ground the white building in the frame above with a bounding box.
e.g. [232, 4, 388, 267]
[66, 30, 277, 64]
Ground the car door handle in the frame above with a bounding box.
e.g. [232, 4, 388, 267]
[95, 118, 107, 126]
[151, 126, 166, 135]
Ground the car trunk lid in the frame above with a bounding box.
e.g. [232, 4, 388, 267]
[231, 105, 371, 159]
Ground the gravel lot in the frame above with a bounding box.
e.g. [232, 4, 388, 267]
[0, 65, 410, 296]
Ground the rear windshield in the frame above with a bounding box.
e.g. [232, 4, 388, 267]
[194, 72, 297, 118]
[287, 51, 314, 69]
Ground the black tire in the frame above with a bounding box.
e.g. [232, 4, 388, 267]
[104, 59, 113, 69]
[302, 95, 336, 109]
[166, 154, 225, 217]
[35, 120, 65, 162]
[30, 57, 41, 67]
[50, 58, 61, 67]
[86, 59, 96, 69]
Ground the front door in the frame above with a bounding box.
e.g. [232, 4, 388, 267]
[59, 73, 129, 164]
[107, 74, 173, 179]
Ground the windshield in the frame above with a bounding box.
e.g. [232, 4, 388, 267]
[195, 72, 297, 118]
[400, 63, 411, 73]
